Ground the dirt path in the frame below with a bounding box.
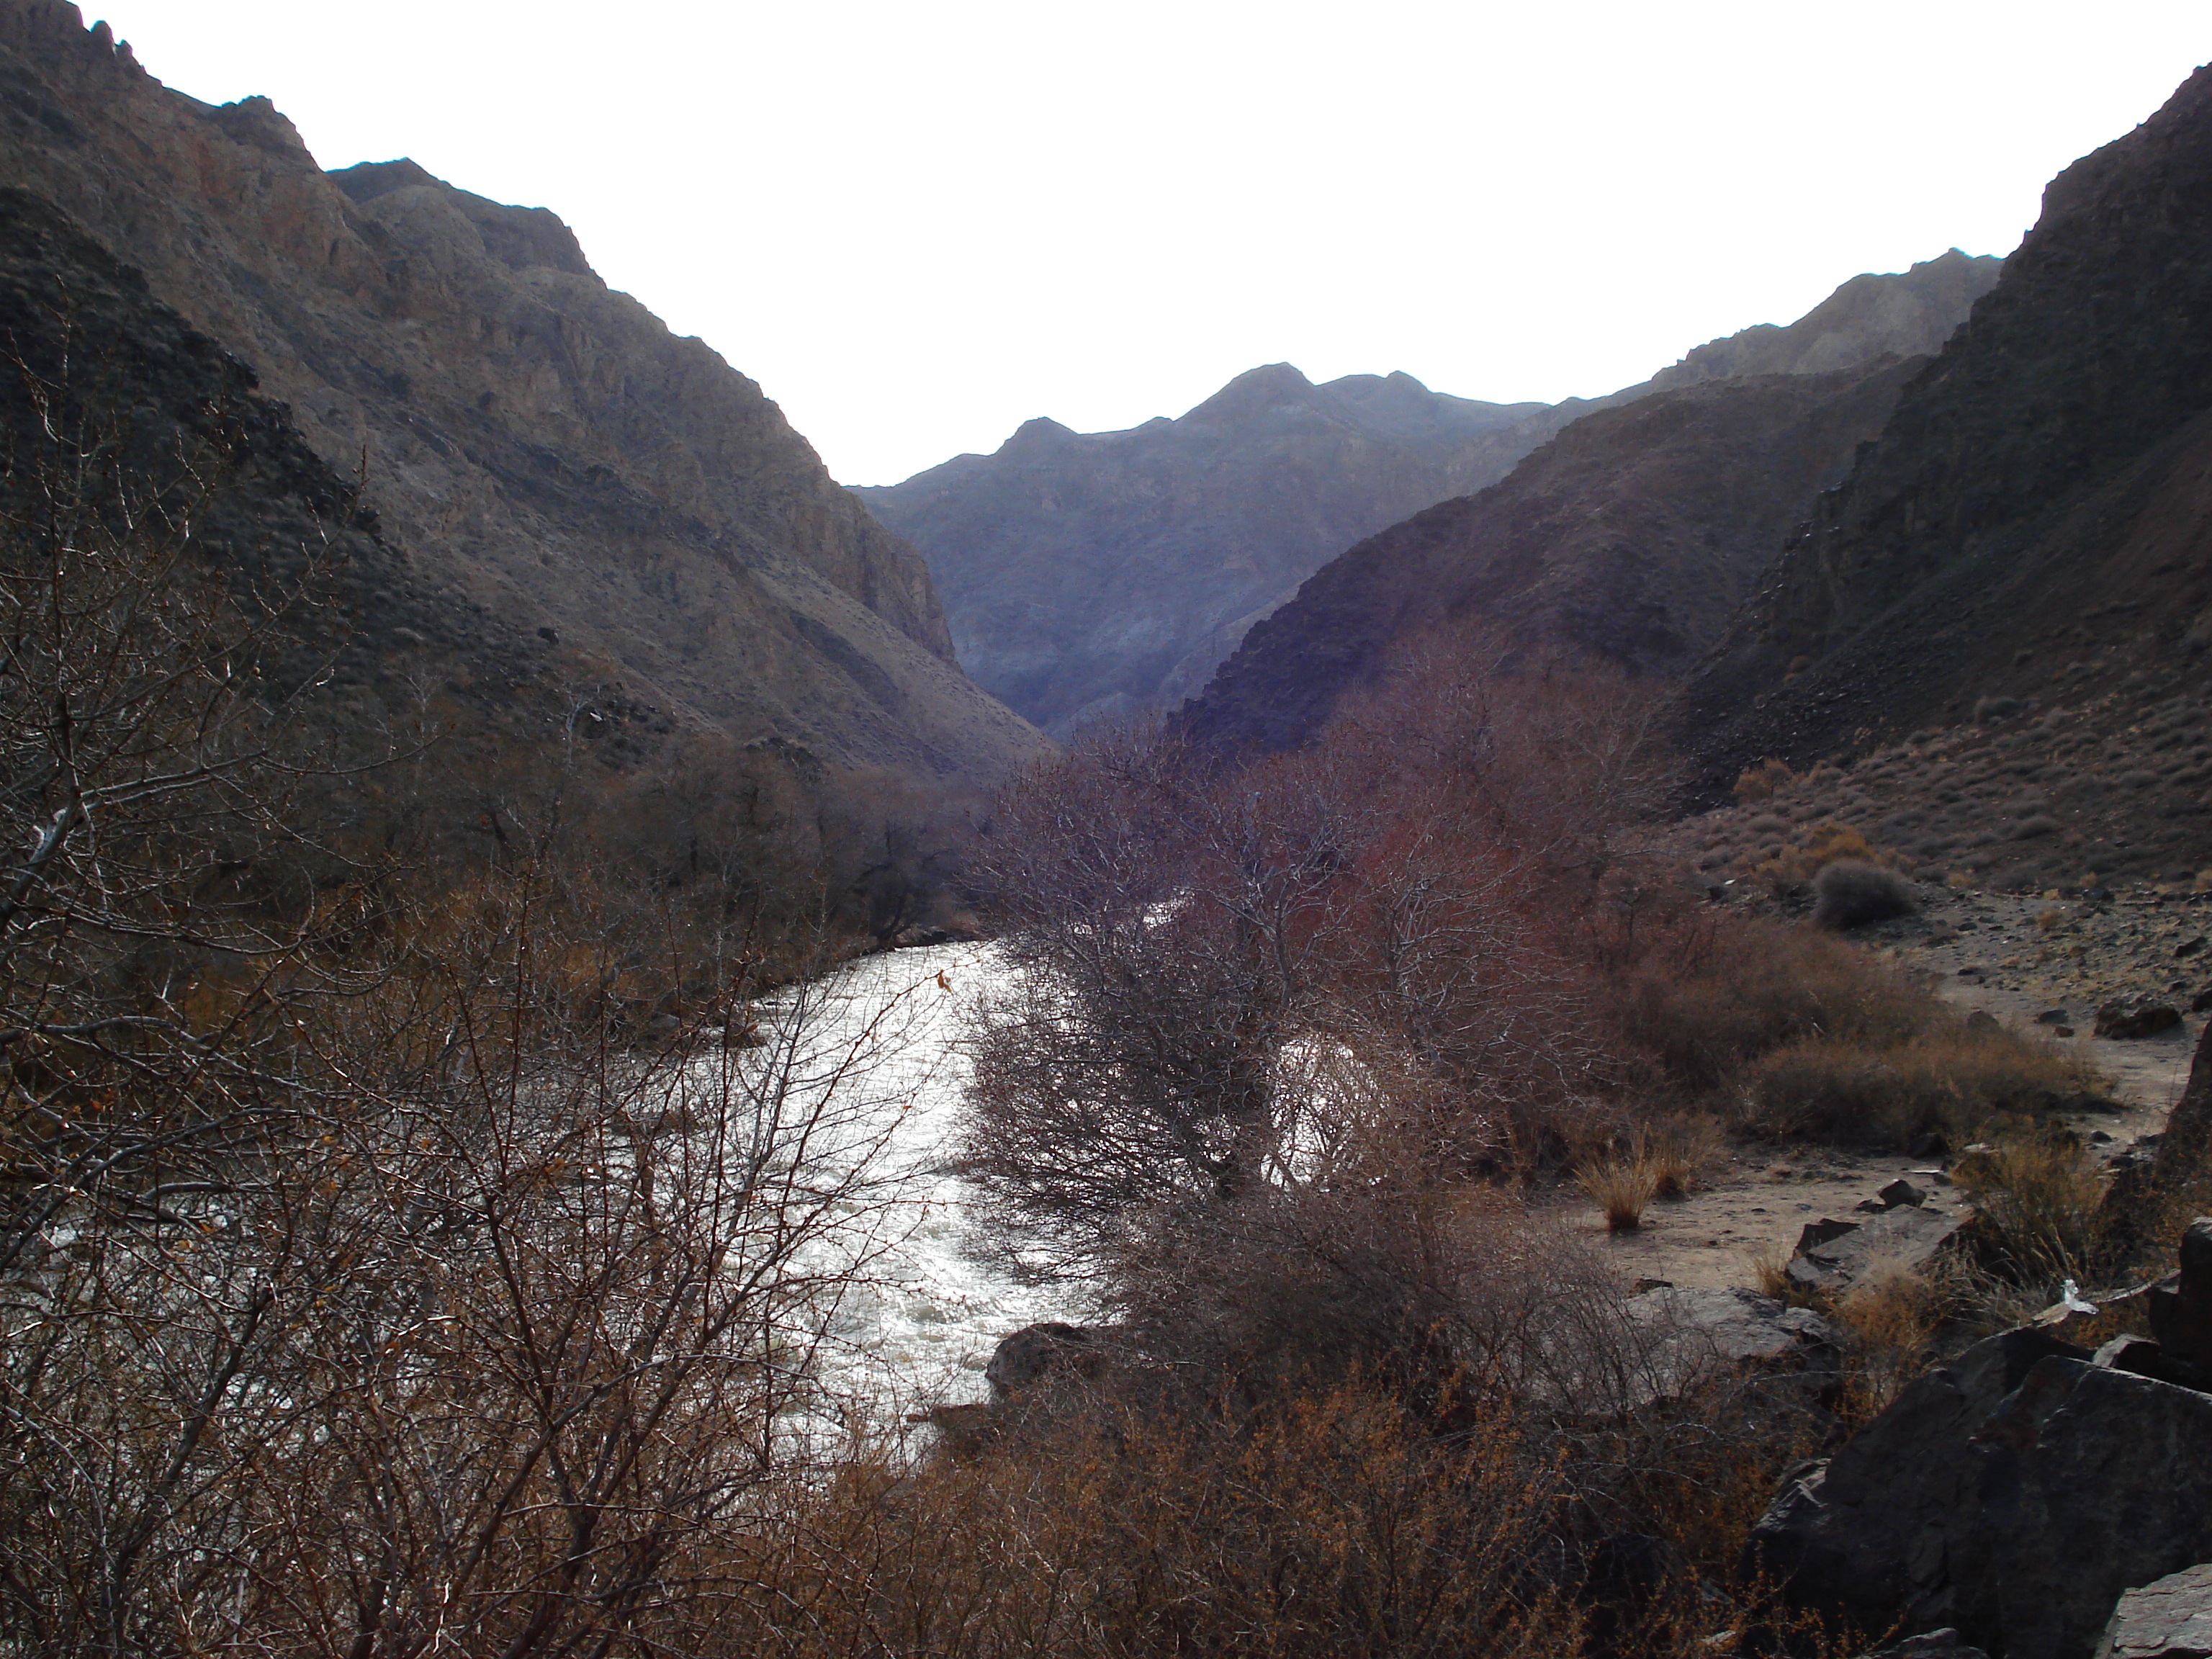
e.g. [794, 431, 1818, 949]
[1557, 886, 2211, 1290]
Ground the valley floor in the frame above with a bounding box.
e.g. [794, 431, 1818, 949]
[1563, 884, 2211, 1287]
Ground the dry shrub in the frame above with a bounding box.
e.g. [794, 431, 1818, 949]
[1832, 1259, 1951, 1422]
[1732, 757, 1797, 802]
[938, 1196, 1857, 1658]
[665, 1383, 1585, 1659]
[1954, 1130, 2108, 1287]
[1737, 1025, 2100, 1148]
[1610, 914, 1935, 1095]
[1743, 820, 1907, 896]
[1811, 858, 1917, 930]
[706, 1383, 1864, 1659]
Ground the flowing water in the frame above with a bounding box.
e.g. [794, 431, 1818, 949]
[738, 940, 1066, 1424]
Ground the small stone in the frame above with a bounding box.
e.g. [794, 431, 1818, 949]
[2035, 1007, 2069, 1025]
[1879, 1178, 1928, 1210]
[2058, 1026, 2077, 1037]
[2194, 987, 2212, 1014]
[2177, 935, 2207, 958]
[1966, 1010, 2000, 1032]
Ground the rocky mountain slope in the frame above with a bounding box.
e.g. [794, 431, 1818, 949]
[1182, 358, 1925, 754]
[1678, 65, 2212, 816]
[0, 1, 1046, 790]
[859, 367, 1545, 735]
[1644, 248, 2000, 393]
[886, 252, 1995, 740]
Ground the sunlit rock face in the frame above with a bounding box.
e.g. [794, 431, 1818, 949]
[0, 0, 1047, 787]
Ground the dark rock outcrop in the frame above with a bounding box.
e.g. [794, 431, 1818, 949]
[0, 1, 1046, 788]
[1681, 63, 2212, 801]
[984, 1321, 1112, 1401]
[2097, 999, 2186, 1040]
[1751, 1228, 2212, 1659]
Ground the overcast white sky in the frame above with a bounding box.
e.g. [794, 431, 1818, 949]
[87, 3, 2209, 486]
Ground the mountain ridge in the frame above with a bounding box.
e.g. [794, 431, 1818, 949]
[1678, 61, 2212, 809]
[860, 364, 1544, 735]
[868, 252, 1999, 736]
[0, 0, 1046, 790]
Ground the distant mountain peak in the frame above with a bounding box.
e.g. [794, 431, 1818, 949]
[1001, 415, 1079, 454]
[1183, 362, 1320, 423]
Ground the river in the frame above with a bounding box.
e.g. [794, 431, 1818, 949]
[736, 938, 1066, 1425]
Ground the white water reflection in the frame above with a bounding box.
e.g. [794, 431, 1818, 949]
[734, 940, 1064, 1421]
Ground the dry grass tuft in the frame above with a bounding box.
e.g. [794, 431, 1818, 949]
[1645, 1115, 1725, 1199]
[1750, 1244, 1798, 1304]
[1611, 914, 1938, 1096]
[1743, 820, 1908, 895]
[1954, 1130, 2108, 1287]
[1578, 1147, 1660, 1231]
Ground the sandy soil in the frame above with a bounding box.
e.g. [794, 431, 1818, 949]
[1554, 886, 2210, 1290]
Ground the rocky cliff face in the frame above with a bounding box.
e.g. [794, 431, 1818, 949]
[858, 367, 1545, 736]
[0, 1, 1046, 786]
[1645, 250, 1999, 392]
[873, 255, 1997, 740]
[1182, 360, 1922, 754]
[1679, 65, 2212, 803]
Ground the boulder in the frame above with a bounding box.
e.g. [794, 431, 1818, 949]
[1800, 1215, 1866, 1252]
[1750, 1231, 2212, 1659]
[1785, 1202, 1967, 1296]
[984, 1321, 1113, 1400]
[2096, 1561, 2212, 1658]
[2148, 1218, 2212, 1371]
[1618, 1285, 1840, 1411]
[2096, 998, 2185, 1040]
